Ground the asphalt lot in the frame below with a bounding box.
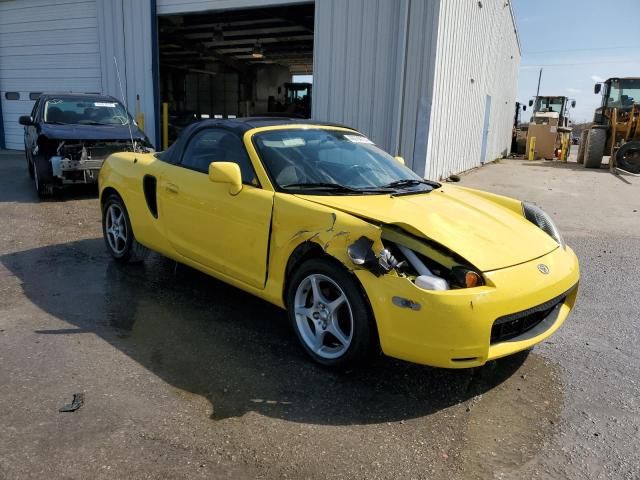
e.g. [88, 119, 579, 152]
[0, 150, 639, 480]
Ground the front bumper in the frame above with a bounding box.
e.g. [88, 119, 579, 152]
[356, 246, 580, 368]
[51, 156, 103, 184]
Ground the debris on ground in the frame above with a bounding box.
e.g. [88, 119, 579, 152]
[59, 393, 84, 413]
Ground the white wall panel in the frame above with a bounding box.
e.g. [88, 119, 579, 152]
[97, 0, 157, 146]
[313, 0, 439, 173]
[425, 0, 520, 180]
[0, 0, 101, 149]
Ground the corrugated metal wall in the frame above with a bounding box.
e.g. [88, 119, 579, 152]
[1, 0, 519, 165]
[312, 0, 439, 173]
[0, 0, 157, 149]
[425, 0, 520, 180]
[97, 0, 157, 146]
[0, 0, 102, 150]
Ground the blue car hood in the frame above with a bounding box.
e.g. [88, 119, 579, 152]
[39, 123, 147, 141]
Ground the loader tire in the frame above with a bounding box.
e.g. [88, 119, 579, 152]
[584, 128, 606, 169]
[576, 130, 589, 164]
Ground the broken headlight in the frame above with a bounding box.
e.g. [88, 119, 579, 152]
[522, 202, 565, 249]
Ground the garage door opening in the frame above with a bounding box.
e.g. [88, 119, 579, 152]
[158, 3, 314, 145]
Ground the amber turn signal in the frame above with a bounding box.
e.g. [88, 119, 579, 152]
[464, 270, 482, 288]
[450, 266, 484, 289]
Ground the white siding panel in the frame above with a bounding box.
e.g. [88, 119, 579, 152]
[313, 0, 439, 172]
[313, 0, 402, 154]
[397, 0, 439, 174]
[97, 0, 157, 146]
[425, 0, 520, 180]
[157, 0, 306, 15]
[0, 0, 100, 150]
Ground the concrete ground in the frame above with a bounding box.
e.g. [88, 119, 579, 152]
[0, 150, 638, 480]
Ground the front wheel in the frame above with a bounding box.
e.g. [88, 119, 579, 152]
[102, 193, 148, 263]
[576, 130, 589, 164]
[33, 154, 53, 198]
[286, 258, 376, 368]
[25, 147, 34, 178]
[584, 128, 606, 169]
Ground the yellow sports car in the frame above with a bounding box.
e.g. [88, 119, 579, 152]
[99, 119, 579, 368]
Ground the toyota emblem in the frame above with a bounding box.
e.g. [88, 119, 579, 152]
[538, 264, 550, 275]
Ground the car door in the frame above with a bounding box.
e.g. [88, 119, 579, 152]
[158, 127, 274, 289]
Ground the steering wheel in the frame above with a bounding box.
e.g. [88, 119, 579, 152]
[342, 163, 386, 183]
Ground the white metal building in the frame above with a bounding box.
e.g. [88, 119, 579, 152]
[0, 0, 520, 180]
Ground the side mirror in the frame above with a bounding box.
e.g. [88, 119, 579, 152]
[19, 115, 34, 126]
[394, 156, 405, 165]
[594, 83, 601, 94]
[571, 100, 576, 108]
[208, 162, 242, 195]
[528, 100, 533, 107]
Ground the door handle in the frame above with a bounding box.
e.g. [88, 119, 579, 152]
[165, 183, 179, 194]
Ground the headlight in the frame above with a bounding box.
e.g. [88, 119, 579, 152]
[522, 202, 565, 249]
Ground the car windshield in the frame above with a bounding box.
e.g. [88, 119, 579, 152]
[253, 129, 430, 194]
[43, 98, 130, 126]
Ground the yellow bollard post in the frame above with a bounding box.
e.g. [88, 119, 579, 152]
[562, 134, 569, 162]
[135, 95, 144, 131]
[528, 136, 536, 160]
[162, 102, 169, 151]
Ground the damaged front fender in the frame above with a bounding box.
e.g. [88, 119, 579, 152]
[265, 194, 387, 306]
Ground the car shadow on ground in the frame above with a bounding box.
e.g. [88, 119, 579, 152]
[1, 238, 530, 425]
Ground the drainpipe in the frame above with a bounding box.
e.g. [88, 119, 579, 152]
[391, 0, 410, 157]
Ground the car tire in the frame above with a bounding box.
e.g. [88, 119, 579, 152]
[102, 193, 149, 263]
[584, 128, 606, 169]
[286, 257, 376, 368]
[33, 154, 54, 198]
[25, 148, 34, 178]
[576, 130, 589, 164]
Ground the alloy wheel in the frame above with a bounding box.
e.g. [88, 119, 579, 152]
[294, 273, 354, 359]
[105, 203, 128, 255]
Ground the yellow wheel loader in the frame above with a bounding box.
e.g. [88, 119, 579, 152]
[525, 96, 575, 161]
[583, 77, 640, 174]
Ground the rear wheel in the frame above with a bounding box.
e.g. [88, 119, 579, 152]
[584, 128, 606, 169]
[576, 130, 589, 164]
[33, 154, 53, 198]
[102, 193, 148, 263]
[286, 258, 376, 368]
[615, 141, 640, 174]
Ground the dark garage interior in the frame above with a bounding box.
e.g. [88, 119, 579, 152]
[158, 3, 314, 144]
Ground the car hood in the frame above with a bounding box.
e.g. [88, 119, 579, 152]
[297, 185, 559, 272]
[39, 123, 146, 141]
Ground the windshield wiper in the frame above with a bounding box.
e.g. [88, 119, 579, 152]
[381, 178, 440, 197]
[381, 179, 433, 189]
[282, 182, 393, 194]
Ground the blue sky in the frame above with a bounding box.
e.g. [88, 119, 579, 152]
[512, 0, 640, 122]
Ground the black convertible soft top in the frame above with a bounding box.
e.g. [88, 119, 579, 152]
[158, 117, 352, 164]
